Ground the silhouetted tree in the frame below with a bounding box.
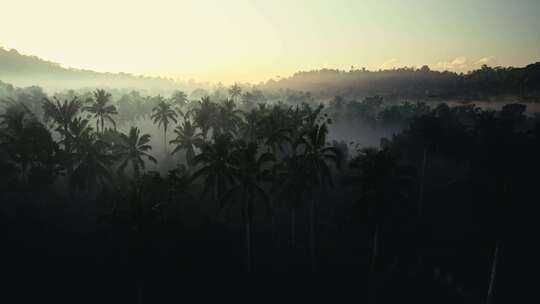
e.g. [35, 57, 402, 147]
[229, 83, 242, 101]
[170, 119, 203, 168]
[83, 89, 117, 133]
[151, 97, 178, 155]
[117, 126, 157, 179]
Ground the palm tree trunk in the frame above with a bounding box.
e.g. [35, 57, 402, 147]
[137, 278, 143, 304]
[291, 207, 296, 249]
[245, 210, 252, 273]
[369, 223, 380, 304]
[418, 147, 427, 217]
[310, 194, 317, 273]
[486, 240, 500, 304]
[371, 223, 379, 268]
[163, 129, 167, 156]
[271, 211, 277, 249]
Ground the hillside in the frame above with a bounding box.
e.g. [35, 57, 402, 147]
[0, 47, 182, 94]
[259, 64, 540, 102]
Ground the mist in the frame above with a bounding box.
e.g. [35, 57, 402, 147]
[2, 1, 540, 302]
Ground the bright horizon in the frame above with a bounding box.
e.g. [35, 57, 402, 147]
[1, 0, 539, 84]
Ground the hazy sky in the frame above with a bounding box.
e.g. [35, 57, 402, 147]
[1, 0, 539, 83]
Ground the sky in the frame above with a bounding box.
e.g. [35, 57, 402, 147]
[1, 0, 539, 83]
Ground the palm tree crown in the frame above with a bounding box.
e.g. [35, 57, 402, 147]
[151, 97, 178, 154]
[83, 89, 117, 133]
[170, 119, 203, 167]
[116, 126, 157, 178]
[229, 83, 242, 101]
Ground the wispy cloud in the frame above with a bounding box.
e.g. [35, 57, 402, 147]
[436, 56, 496, 72]
[380, 58, 398, 70]
[436, 56, 469, 71]
[475, 56, 496, 65]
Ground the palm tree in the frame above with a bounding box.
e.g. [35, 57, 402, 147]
[190, 96, 216, 140]
[349, 147, 395, 269]
[0, 102, 58, 182]
[239, 109, 260, 142]
[220, 142, 274, 272]
[151, 98, 178, 155]
[170, 90, 188, 107]
[213, 99, 243, 136]
[348, 146, 413, 304]
[170, 119, 203, 168]
[83, 89, 117, 134]
[229, 83, 242, 101]
[42, 96, 82, 152]
[70, 133, 117, 191]
[298, 123, 341, 272]
[116, 127, 157, 178]
[191, 134, 238, 206]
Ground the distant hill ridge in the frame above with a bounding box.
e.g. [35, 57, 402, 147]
[259, 63, 540, 101]
[2, 46, 540, 101]
[0, 47, 181, 93]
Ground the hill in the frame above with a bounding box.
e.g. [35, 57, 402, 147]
[0, 47, 182, 94]
[259, 64, 540, 102]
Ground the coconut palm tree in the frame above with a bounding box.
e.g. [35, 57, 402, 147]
[170, 119, 203, 168]
[170, 90, 188, 107]
[298, 123, 341, 272]
[190, 96, 216, 140]
[191, 134, 238, 206]
[42, 96, 82, 152]
[239, 109, 260, 142]
[83, 89, 117, 134]
[348, 145, 414, 304]
[0, 102, 59, 182]
[151, 98, 178, 155]
[116, 127, 157, 178]
[70, 133, 117, 191]
[229, 83, 242, 101]
[213, 99, 243, 137]
[220, 142, 274, 272]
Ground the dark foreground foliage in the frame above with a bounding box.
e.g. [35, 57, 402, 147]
[1, 87, 538, 303]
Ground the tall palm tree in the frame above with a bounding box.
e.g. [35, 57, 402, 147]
[348, 146, 413, 304]
[0, 102, 58, 182]
[151, 98, 178, 155]
[191, 134, 238, 206]
[116, 127, 157, 178]
[170, 119, 203, 168]
[349, 147, 396, 270]
[221, 142, 274, 272]
[213, 99, 243, 136]
[190, 96, 216, 140]
[170, 90, 188, 107]
[42, 96, 82, 152]
[299, 123, 341, 272]
[70, 133, 117, 191]
[240, 109, 260, 142]
[229, 83, 242, 101]
[83, 89, 117, 134]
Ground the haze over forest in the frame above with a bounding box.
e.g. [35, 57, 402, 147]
[1, 1, 540, 303]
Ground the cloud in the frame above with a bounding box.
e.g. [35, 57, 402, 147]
[380, 58, 398, 70]
[436, 56, 496, 71]
[475, 56, 496, 65]
[436, 56, 469, 71]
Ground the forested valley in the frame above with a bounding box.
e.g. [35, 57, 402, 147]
[1, 76, 539, 302]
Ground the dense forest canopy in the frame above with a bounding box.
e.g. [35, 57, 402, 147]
[1, 78, 538, 302]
